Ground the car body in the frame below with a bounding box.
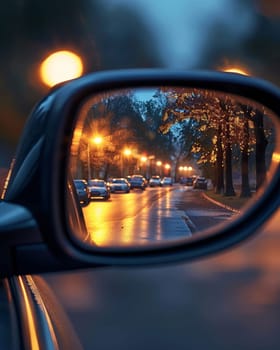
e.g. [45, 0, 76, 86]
[184, 177, 194, 186]
[180, 177, 194, 186]
[109, 178, 130, 193]
[180, 177, 188, 185]
[160, 177, 173, 186]
[149, 175, 161, 187]
[74, 179, 90, 205]
[87, 179, 111, 200]
[129, 174, 146, 190]
[193, 176, 207, 190]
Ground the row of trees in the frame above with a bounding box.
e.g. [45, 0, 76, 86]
[160, 88, 274, 197]
[72, 87, 274, 198]
[73, 91, 174, 180]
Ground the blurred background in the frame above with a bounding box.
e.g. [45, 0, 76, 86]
[1, 0, 280, 349]
[1, 0, 280, 167]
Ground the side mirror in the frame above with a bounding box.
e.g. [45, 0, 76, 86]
[2, 69, 280, 275]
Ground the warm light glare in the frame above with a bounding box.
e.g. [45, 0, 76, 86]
[40, 50, 83, 87]
[124, 149, 132, 156]
[180, 165, 193, 172]
[223, 67, 250, 76]
[92, 136, 103, 145]
[141, 156, 147, 163]
[272, 153, 280, 162]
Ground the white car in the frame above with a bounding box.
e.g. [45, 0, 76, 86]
[87, 179, 111, 200]
[149, 175, 161, 187]
[160, 177, 173, 186]
[109, 178, 130, 193]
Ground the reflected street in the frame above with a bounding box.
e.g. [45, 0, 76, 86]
[82, 184, 236, 246]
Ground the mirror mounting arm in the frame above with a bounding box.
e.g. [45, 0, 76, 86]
[0, 202, 104, 276]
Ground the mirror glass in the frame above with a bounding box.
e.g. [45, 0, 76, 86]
[68, 86, 280, 248]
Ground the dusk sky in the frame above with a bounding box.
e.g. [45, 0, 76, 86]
[108, 0, 255, 68]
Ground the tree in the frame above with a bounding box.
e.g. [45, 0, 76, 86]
[219, 99, 236, 196]
[238, 106, 252, 197]
[253, 109, 269, 189]
[157, 87, 269, 195]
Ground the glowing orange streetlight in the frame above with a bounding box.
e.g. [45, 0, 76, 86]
[40, 50, 83, 87]
[164, 163, 171, 170]
[121, 148, 132, 177]
[123, 148, 132, 157]
[141, 156, 148, 163]
[87, 136, 103, 179]
[180, 165, 193, 174]
[92, 136, 103, 145]
[164, 163, 171, 176]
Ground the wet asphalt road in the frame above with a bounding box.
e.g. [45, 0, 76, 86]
[43, 189, 280, 350]
[81, 184, 235, 246]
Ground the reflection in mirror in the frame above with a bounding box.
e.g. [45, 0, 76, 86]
[68, 86, 279, 248]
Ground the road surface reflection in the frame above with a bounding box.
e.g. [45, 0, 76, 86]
[82, 186, 192, 246]
[81, 185, 236, 247]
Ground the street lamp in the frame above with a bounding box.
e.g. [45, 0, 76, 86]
[187, 166, 193, 177]
[121, 148, 132, 176]
[164, 163, 171, 176]
[141, 156, 147, 163]
[156, 160, 162, 176]
[179, 165, 193, 177]
[93, 136, 103, 145]
[40, 50, 83, 87]
[140, 156, 148, 177]
[87, 135, 103, 180]
[123, 148, 132, 157]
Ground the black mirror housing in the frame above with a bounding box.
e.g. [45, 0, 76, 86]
[1, 69, 280, 276]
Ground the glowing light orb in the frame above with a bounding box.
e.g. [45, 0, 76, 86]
[40, 50, 83, 87]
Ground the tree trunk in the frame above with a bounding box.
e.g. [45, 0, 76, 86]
[254, 109, 268, 190]
[240, 118, 251, 197]
[214, 125, 224, 194]
[224, 117, 235, 196]
[224, 141, 236, 196]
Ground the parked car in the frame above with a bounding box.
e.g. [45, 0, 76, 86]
[129, 174, 146, 190]
[149, 175, 161, 187]
[193, 176, 208, 190]
[160, 177, 173, 186]
[74, 179, 90, 205]
[109, 178, 130, 193]
[185, 177, 194, 186]
[87, 179, 111, 200]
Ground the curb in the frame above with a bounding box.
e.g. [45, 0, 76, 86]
[202, 192, 241, 214]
